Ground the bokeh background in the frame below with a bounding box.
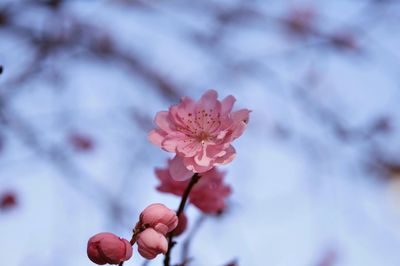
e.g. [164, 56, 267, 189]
[1, 0, 400, 265]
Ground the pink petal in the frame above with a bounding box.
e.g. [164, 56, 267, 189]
[162, 133, 201, 157]
[169, 155, 194, 181]
[154, 111, 174, 133]
[176, 138, 201, 157]
[205, 144, 229, 158]
[232, 109, 251, 124]
[137, 229, 168, 259]
[169, 96, 196, 127]
[140, 203, 178, 234]
[193, 146, 213, 167]
[99, 238, 122, 263]
[182, 156, 213, 173]
[161, 132, 186, 152]
[154, 223, 169, 235]
[214, 145, 236, 165]
[221, 95, 236, 115]
[122, 239, 133, 260]
[231, 121, 247, 141]
[148, 129, 167, 147]
[195, 90, 220, 116]
[155, 167, 186, 196]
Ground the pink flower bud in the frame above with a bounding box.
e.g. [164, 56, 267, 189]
[0, 192, 17, 210]
[136, 228, 168, 259]
[140, 203, 178, 235]
[87, 232, 132, 265]
[173, 213, 188, 236]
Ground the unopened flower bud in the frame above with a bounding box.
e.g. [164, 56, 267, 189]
[140, 203, 178, 235]
[137, 228, 168, 259]
[87, 232, 132, 265]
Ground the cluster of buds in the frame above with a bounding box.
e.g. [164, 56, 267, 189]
[87, 203, 184, 264]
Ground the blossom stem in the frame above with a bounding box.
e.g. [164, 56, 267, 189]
[163, 173, 201, 266]
[119, 231, 140, 266]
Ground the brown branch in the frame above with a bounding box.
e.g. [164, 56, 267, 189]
[164, 173, 201, 266]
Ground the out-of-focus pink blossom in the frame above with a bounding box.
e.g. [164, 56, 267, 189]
[136, 228, 168, 259]
[87, 232, 132, 265]
[284, 6, 317, 36]
[140, 203, 178, 235]
[0, 192, 17, 210]
[225, 260, 238, 266]
[68, 133, 95, 152]
[173, 213, 188, 236]
[155, 161, 187, 196]
[329, 32, 358, 51]
[156, 161, 232, 214]
[149, 90, 250, 180]
[315, 249, 338, 266]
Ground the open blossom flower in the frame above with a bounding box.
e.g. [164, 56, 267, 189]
[136, 228, 168, 259]
[156, 160, 232, 214]
[139, 203, 178, 235]
[87, 232, 132, 265]
[149, 90, 250, 180]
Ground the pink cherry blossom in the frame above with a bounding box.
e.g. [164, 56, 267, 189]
[136, 228, 168, 259]
[155, 161, 187, 196]
[149, 90, 250, 180]
[139, 203, 178, 235]
[87, 232, 132, 265]
[156, 160, 232, 214]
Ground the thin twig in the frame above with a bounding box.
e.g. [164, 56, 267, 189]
[164, 173, 201, 266]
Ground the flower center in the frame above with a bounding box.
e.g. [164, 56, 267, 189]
[196, 131, 210, 145]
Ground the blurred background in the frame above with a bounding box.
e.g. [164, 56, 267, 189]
[0, 0, 400, 265]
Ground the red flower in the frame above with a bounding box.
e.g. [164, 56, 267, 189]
[156, 160, 232, 214]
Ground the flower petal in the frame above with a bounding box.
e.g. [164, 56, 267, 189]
[148, 129, 167, 147]
[214, 145, 236, 165]
[169, 155, 194, 181]
[232, 109, 251, 124]
[176, 138, 201, 157]
[183, 156, 213, 173]
[194, 145, 213, 167]
[221, 95, 236, 115]
[155, 111, 174, 133]
[197, 90, 218, 111]
[169, 96, 196, 128]
[161, 132, 187, 152]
